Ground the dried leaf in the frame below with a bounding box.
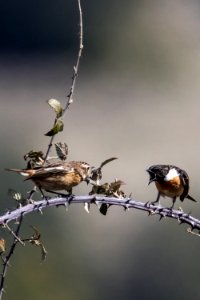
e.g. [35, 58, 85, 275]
[26, 226, 47, 262]
[30, 226, 41, 240]
[90, 168, 102, 183]
[55, 142, 68, 160]
[47, 98, 63, 118]
[45, 119, 64, 136]
[24, 150, 44, 168]
[108, 179, 126, 198]
[8, 189, 22, 201]
[84, 202, 90, 213]
[109, 180, 125, 192]
[99, 203, 109, 216]
[8, 189, 30, 206]
[0, 239, 6, 252]
[90, 157, 118, 184]
[100, 157, 118, 169]
[89, 183, 110, 195]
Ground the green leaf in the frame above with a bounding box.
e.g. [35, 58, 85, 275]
[47, 98, 63, 118]
[45, 119, 64, 136]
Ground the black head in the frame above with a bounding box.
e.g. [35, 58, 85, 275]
[146, 168, 157, 185]
[146, 164, 171, 185]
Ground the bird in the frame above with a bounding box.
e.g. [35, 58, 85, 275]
[146, 164, 197, 209]
[6, 161, 91, 196]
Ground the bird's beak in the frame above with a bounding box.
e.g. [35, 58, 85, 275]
[85, 176, 91, 185]
[146, 169, 156, 185]
[148, 177, 156, 185]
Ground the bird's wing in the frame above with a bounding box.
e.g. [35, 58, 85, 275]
[178, 168, 189, 201]
[28, 163, 74, 179]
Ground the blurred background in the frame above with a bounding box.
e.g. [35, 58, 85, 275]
[1, 0, 200, 299]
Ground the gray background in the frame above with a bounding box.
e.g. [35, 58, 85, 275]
[1, 0, 200, 299]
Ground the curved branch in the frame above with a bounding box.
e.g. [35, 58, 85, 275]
[1, 196, 200, 233]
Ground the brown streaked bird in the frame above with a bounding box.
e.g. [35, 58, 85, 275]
[146, 164, 197, 209]
[6, 161, 91, 196]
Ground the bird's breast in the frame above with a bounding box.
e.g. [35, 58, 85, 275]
[31, 172, 82, 191]
[155, 176, 184, 198]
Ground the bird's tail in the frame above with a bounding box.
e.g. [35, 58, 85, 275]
[5, 168, 32, 177]
[186, 194, 197, 202]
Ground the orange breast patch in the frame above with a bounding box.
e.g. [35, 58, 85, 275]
[155, 176, 184, 198]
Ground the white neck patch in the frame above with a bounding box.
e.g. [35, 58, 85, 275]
[164, 168, 179, 181]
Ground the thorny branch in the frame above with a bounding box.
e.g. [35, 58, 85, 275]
[44, 0, 84, 162]
[1, 196, 200, 233]
[0, 215, 24, 299]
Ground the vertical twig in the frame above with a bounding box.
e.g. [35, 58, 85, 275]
[44, 0, 84, 162]
[63, 0, 83, 113]
[0, 215, 24, 300]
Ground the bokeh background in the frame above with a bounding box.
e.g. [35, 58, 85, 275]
[1, 0, 200, 299]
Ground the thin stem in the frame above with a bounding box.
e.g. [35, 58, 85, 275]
[43, 0, 84, 162]
[0, 215, 24, 299]
[4, 223, 25, 246]
[63, 0, 83, 113]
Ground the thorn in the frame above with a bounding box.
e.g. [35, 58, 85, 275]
[147, 210, 155, 216]
[64, 202, 69, 211]
[67, 194, 75, 204]
[38, 207, 43, 215]
[187, 228, 200, 237]
[186, 211, 192, 218]
[124, 204, 130, 211]
[144, 201, 150, 208]
[95, 201, 101, 209]
[159, 214, 165, 221]
[125, 198, 130, 204]
[179, 219, 187, 225]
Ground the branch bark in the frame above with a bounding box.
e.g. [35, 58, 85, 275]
[1, 196, 200, 233]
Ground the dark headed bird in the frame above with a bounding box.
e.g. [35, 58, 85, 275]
[146, 164, 197, 209]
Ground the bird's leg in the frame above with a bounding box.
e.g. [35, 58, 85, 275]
[46, 189, 74, 205]
[27, 186, 37, 202]
[145, 192, 161, 207]
[151, 192, 161, 206]
[46, 189, 73, 197]
[39, 187, 51, 203]
[170, 197, 176, 210]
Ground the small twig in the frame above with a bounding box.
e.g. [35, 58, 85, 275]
[3, 223, 25, 246]
[63, 0, 83, 113]
[0, 215, 24, 299]
[43, 0, 84, 162]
